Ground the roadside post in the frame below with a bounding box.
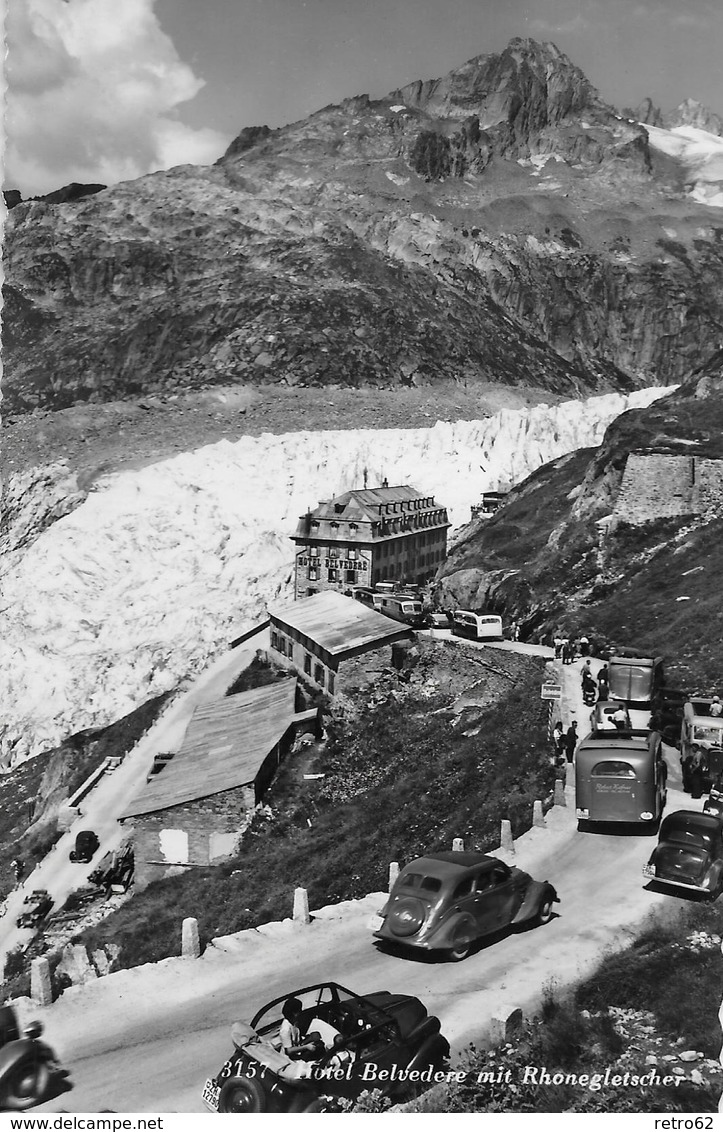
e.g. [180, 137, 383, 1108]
[540, 682, 563, 742]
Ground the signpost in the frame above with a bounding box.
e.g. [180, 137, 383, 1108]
[540, 684, 562, 701]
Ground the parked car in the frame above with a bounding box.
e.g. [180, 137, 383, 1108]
[16, 893, 53, 930]
[371, 851, 559, 961]
[425, 611, 450, 630]
[0, 1006, 72, 1111]
[643, 810, 723, 898]
[69, 830, 99, 864]
[202, 982, 449, 1113]
[588, 701, 651, 736]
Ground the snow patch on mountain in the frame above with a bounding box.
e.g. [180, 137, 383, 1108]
[1, 388, 668, 764]
[645, 123, 723, 207]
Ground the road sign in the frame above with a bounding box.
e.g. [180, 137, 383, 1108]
[541, 684, 562, 701]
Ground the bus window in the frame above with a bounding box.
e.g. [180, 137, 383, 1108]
[592, 761, 636, 778]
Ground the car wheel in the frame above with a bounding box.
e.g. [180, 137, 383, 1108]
[1, 1056, 50, 1111]
[218, 1076, 267, 1113]
[536, 898, 554, 926]
[448, 925, 473, 962]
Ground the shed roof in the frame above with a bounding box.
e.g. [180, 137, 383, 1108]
[121, 680, 297, 818]
[269, 591, 413, 656]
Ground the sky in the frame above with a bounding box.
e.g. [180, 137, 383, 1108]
[5, 0, 723, 196]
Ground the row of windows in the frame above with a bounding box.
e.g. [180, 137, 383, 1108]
[308, 567, 357, 583]
[270, 629, 335, 693]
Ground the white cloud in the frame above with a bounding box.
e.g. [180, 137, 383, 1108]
[4, 0, 229, 195]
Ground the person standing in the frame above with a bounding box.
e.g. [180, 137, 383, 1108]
[711, 696, 722, 718]
[552, 720, 565, 763]
[597, 664, 609, 701]
[564, 721, 578, 763]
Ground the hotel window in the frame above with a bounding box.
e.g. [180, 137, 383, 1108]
[304, 654, 311, 675]
[314, 664, 325, 686]
[328, 672, 335, 694]
[271, 631, 279, 650]
[309, 545, 320, 558]
[329, 546, 339, 558]
[348, 547, 357, 560]
[328, 568, 339, 581]
[345, 569, 357, 584]
[308, 567, 318, 581]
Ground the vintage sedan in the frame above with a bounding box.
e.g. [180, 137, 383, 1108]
[643, 810, 723, 898]
[202, 982, 449, 1113]
[372, 851, 559, 961]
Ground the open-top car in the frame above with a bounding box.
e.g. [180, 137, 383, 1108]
[643, 810, 723, 898]
[202, 982, 449, 1113]
[371, 851, 559, 961]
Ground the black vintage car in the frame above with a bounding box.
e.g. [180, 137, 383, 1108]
[643, 810, 723, 898]
[0, 1007, 72, 1111]
[69, 830, 99, 864]
[202, 982, 449, 1113]
[372, 851, 559, 961]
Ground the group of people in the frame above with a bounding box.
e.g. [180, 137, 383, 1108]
[552, 719, 578, 764]
[554, 634, 591, 664]
[580, 660, 609, 705]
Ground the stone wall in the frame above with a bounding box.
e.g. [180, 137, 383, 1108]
[129, 783, 255, 889]
[614, 452, 723, 525]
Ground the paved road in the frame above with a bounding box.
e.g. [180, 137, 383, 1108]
[30, 645, 693, 1114]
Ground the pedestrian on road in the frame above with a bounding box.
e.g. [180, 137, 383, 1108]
[579, 635, 590, 656]
[11, 858, 24, 887]
[580, 658, 592, 682]
[554, 635, 564, 659]
[564, 721, 578, 763]
[552, 720, 565, 762]
[562, 641, 573, 665]
[597, 664, 609, 701]
[711, 696, 722, 718]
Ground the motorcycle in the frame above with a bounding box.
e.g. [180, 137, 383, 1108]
[0, 1006, 72, 1111]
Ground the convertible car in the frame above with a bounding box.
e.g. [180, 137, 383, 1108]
[643, 810, 723, 898]
[202, 982, 449, 1113]
[372, 850, 559, 961]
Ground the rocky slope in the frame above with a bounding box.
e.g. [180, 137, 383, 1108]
[0, 388, 664, 764]
[4, 38, 723, 413]
[438, 354, 723, 687]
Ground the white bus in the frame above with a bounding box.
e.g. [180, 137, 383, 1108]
[450, 611, 504, 641]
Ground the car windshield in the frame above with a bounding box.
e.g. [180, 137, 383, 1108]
[400, 872, 442, 893]
[694, 725, 723, 745]
[251, 984, 387, 1044]
[592, 761, 636, 778]
[402, 603, 422, 613]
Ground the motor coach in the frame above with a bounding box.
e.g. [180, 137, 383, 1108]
[575, 734, 667, 827]
[450, 612, 503, 641]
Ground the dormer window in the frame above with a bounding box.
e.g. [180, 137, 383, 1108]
[330, 521, 339, 529]
[311, 520, 320, 529]
[349, 522, 358, 532]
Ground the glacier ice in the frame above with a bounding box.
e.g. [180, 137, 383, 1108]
[1, 387, 667, 763]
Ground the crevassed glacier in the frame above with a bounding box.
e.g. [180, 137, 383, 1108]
[2, 388, 667, 763]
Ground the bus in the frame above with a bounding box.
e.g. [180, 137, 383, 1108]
[450, 611, 504, 641]
[575, 734, 667, 828]
[376, 594, 427, 629]
[608, 654, 665, 708]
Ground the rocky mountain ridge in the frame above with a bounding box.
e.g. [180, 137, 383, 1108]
[4, 38, 723, 414]
[630, 96, 723, 137]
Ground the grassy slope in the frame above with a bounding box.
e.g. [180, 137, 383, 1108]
[79, 653, 552, 968]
